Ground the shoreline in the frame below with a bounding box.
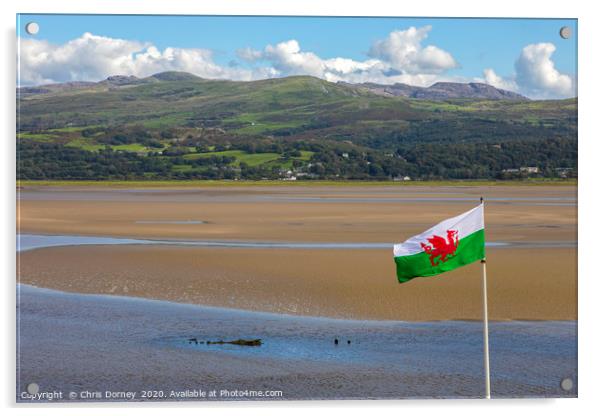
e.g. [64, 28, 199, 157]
[17, 233, 575, 253]
[17, 283, 575, 324]
[17, 179, 577, 188]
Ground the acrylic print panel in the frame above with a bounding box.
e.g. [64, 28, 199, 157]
[16, 14, 577, 402]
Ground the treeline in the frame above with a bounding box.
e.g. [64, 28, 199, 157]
[347, 118, 577, 149]
[17, 137, 576, 181]
[304, 137, 575, 180]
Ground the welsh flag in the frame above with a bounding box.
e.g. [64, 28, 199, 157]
[394, 205, 485, 283]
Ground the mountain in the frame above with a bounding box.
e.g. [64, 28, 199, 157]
[346, 81, 528, 101]
[100, 75, 145, 87]
[148, 71, 202, 82]
[17, 72, 200, 97]
[16, 72, 573, 141]
[17, 81, 97, 98]
[19, 72, 526, 101]
[16, 72, 576, 181]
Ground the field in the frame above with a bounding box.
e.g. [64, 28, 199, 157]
[17, 73, 577, 181]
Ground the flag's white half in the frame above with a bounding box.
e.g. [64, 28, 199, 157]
[393, 205, 484, 257]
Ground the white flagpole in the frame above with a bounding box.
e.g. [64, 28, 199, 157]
[480, 197, 491, 399]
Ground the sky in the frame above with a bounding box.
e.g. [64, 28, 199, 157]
[16, 14, 577, 99]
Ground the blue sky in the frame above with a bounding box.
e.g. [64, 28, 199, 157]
[17, 14, 577, 98]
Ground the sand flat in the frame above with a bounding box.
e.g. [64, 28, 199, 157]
[19, 244, 576, 321]
[17, 185, 577, 321]
[17, 185, 576, 243]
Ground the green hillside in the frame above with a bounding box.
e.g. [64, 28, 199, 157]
[17, 72, 577, 181]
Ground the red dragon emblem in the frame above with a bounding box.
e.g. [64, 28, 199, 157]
[420, 229, 459, 266]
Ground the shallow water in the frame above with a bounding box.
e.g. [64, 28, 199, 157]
[134, 220, 205, 224]
[17, 234, 575, 253]
[17, 284, 577, 401]
[260, 196, 576, 206]
[18, 188, 576, 206]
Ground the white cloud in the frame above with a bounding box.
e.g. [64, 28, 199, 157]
[18, 32, 259, 85]
[481, 43, 575, 99]
[262, 39, 328, 77]
[19, 30, 575, 99]
[482, 68, 518, 92]
[368, 26, 457, 74]
[19, 27, 460, 88]
[234, 26, 458, 86]
[236, 46, 263, 62]
[515, 43, 573, 98]
[238, 39, 386, 82]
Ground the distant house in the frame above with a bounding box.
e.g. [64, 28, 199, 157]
[555, 167, 573, 178]
[502, 166, 539, 175]
[281, 170, 297, 180]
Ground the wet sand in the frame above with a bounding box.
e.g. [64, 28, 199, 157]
[17, 185, 577, 321]
[19, 244, 576, 321]
[18, 185, 576, 243]
[16, 185, 578, 400]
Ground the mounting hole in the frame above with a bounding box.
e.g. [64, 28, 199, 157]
[25, 22, 39, 35]
[560, 377, 574, 391]
[26, 383, 39, 394]
[559, 26, 571, 40]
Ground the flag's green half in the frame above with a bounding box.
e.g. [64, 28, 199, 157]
[394, 229, 485, 283]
